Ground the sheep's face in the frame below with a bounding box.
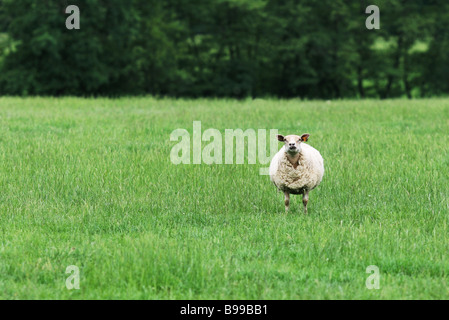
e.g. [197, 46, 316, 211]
[277, 134, 310, 154]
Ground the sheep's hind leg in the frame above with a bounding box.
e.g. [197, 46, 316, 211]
[302, 191, 309, 214]
[284, 192, 290, 212]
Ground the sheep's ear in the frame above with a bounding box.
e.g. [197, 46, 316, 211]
[300, 134, 310, 142]
[277, 135, 285, 142]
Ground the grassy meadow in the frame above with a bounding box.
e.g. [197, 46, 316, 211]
[0, 97, 448, 299]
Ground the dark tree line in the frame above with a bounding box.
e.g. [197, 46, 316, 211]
[0, 0, 448, 98]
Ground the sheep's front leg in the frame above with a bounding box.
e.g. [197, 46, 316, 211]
[302, 191, 309, 214]
[284, 192, 290, 212]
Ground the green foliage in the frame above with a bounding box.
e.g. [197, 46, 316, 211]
[0, 0, 447, 98]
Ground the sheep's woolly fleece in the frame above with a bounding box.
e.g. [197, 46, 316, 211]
[269, 143, 324, 195]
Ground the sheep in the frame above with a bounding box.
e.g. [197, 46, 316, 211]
[269, 133, 324, 214]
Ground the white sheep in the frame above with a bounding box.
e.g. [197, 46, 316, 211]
[269, 133, 324, 214]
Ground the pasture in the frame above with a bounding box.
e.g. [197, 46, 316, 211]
[0, 97, 448, 299]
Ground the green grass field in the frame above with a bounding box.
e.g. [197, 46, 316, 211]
[0, 97, 448, 299]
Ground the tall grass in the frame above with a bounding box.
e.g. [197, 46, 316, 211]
[0, 97, 448, 299]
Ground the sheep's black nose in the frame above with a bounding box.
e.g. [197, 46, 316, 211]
[289, 143, 295, 146]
